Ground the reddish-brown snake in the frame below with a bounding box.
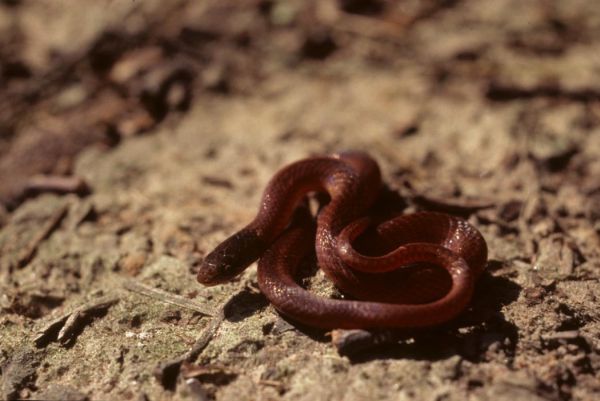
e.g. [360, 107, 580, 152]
[197, 152, 487, 329]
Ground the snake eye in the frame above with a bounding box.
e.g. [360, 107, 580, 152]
[197, 229, 266, 285]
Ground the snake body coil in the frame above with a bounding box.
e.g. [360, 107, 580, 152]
[197, 152, 487, 329]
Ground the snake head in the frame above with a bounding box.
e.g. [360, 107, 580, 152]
[197, 228, 267, 286]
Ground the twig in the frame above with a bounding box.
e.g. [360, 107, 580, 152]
[332, 2, 461, 43]
[154, 291, 238, 390]
[34, 296, 119, 347]
[410, 193, 495, 215]
[123, 280, 213, 317]
[25, 175, 89, 196]
[541, 330, 581, 341]
[180, 363, 235, 380]
[17, 203, 69, 268]
[184, 310, 225, 362]
[486, 82, 600, 103]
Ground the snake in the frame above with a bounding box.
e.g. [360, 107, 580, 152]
[197, 152, 488, 329]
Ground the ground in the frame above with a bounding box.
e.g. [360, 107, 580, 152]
[0, 1, 599, 400]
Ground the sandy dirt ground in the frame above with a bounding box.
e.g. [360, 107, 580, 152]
[1, 1, 599, 400]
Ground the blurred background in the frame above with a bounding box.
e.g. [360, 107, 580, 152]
[1, 1, 599, 400]
[2, 0, 599, 211]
